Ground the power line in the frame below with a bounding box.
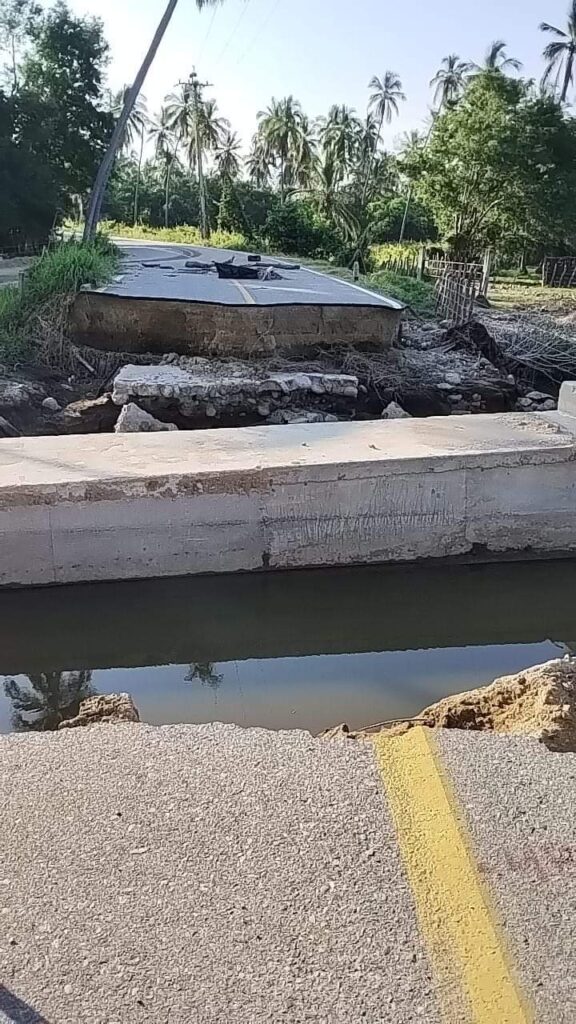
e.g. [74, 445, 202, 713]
[213, 1, 250, 65]
[235, 0, 280, 66]
[197, 5, 219, 62]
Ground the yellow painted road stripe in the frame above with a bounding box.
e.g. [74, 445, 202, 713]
[374, 727, 532, 1024]
[233, 281, 256, 304]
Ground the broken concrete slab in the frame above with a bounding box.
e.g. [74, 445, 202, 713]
[115, 403, 178, 433]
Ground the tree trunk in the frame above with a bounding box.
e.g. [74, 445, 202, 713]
[165, 156, 175, 228]
[133, 130, 145, 226]
[561, 53, 573, 103]
[361, 112, 383, 207]
[399, 185, 413, 242]
[83, 0, 179, 241]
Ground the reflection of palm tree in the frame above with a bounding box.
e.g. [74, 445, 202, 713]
[4, 671, 95, 732]
[185, 663, 222, 691]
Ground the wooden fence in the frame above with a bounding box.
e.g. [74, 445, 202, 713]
[376, 248, 491, 295]
[542, 257, 576, 288]
[434, 265, 478, 326]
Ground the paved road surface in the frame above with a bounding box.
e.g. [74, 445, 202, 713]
[1, 723, 574, 1023]
[96, 240, 403, 309]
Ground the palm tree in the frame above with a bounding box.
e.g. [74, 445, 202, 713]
[246, 133, 272, 187]
[84, 0, 224, 239]
[293, 114, 317, 189]
[257, 96, 305, 201]
[430, 54, 472, 109]
[363, 72, 406, 202]
[112, 86, 148, 153]
[149, 107, 179, 227]
[318, 104, 362, 182]
[215, 128, 242, 180]
[483, 40, 523, 72]
[4, 671, 95, 732]
[541, 2, 576, 102]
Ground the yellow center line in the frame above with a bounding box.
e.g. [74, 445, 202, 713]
[233, 281, 256, 304]
[374, 727, 532, 1024]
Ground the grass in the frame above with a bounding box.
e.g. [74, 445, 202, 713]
[301, 257, 436, 316]
[0, 237, 118, 364]
[96, 220, 247, 252]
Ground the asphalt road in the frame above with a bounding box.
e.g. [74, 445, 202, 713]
[98, 240, 403, 309]
[0, 723, 574, 1023]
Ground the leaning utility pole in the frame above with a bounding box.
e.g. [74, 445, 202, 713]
[188, 70, 211, 241]
[83, 0, 180, 241]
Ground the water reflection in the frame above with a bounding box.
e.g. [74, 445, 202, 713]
[185, 663, 223, 691]
[4, 671, 94, 732]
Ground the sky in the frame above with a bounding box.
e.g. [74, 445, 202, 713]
[62, 0, 570, 151]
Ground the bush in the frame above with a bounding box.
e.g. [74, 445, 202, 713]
[99, 221, 249, 252]
[0, 237, 118, 363]
[370, 270, 436, 316]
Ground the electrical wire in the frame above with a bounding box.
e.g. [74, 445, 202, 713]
[234, 0, 280, 66]
[197, 4, 219, 62]
[212, 1, 250, 65]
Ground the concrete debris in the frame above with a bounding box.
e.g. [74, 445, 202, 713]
[381, 401, 411, 419]
[41, 397, 61, 413]
[114, 402, 178, 433]
[112, 362, 358, 423]
[63, 394, 120, 434]
[0, 380, 37, 409]
[320, 658, 576, 752]
[268, 409, 338, 424]
[58, 693, 140, 729]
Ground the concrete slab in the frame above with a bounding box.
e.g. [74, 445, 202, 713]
[1, 412, 576, 585]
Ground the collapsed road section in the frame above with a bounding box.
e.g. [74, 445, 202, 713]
[69, 243, 404, 355]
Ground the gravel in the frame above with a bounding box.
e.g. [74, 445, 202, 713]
[0, 723, 441, 1024]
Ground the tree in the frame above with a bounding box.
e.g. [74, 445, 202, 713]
[541, 1, 576, 102]
[149, 106, 180, 227]
[363, 72, 405, 203]
[4, 671, 95, 731]
[215, 128, 242, 180]
[112, 86, 149, 225]
[416, 71, 576, 258]
[257, 95, 307, 201]
[482, 40, 522, 72]
[0, 0, 41, 92]
[318, 104, 361, 182]
[20, 1, 113, 202]
[84, 0, 224, 240]
[247, 133, 272, 187]
[430, 54, 472, 109]
[0, 87, 58, 249]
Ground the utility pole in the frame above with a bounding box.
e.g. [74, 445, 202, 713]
[187, 70, 211, 241]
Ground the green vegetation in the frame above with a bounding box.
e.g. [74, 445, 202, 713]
[0, 238, 118, 362]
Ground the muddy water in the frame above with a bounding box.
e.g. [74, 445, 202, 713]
[0, 560, 574, 735]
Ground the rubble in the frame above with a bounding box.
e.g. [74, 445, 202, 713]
[381, 401, 411, 419]
[112, 361, 359, 424]
[58, 693, 140, 729]
[63, 394, 119, 433]
[115, 402, 178, 433]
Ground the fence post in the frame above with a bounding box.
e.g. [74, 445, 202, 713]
[480, 249, 492, 297]
[417, 247, 426, 281]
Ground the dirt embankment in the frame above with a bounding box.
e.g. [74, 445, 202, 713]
[321, 659, 576, 753]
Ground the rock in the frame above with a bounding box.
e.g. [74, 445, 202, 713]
[64, 393, 119, 434]
[0, 381, 34, 408]
[515, 397, 534, 410]
[114, 403, 178, 433]
[444, 372, 462, 385]
[539, 399, 556, 411]
[436, 382, 454, 392]
[507, 374, 516, 384]
[58, 693, 140, 729]
[418, 658, 576, 752]
[42, 397, 61, 413]
[448, 393, 464, 404]
[0, 415, 20, 438]
[527, 390, 553, 402]
[381, 401, 411, 420]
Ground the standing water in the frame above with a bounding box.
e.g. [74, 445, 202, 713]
[0, 559, 574, 735]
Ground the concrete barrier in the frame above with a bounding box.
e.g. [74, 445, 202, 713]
[1, 398, 576, 587]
